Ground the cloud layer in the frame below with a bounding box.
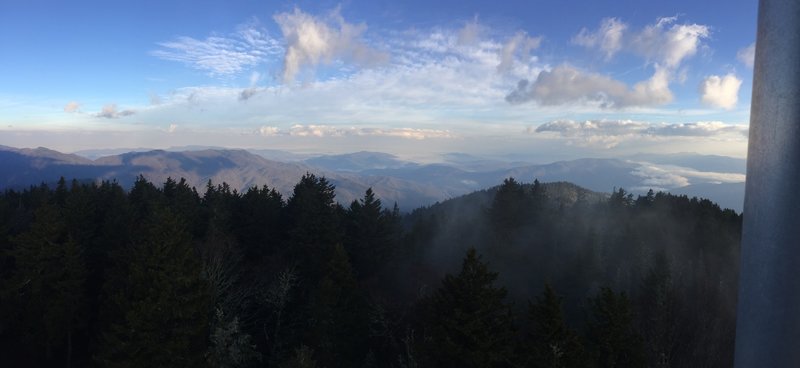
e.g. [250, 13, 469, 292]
[257, 124, 453, 140]
[534, 119, 748, 148]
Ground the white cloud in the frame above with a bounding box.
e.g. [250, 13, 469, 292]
[168, 124, 178, 133]
[95, 104, 136, 119]
[151, 21, 282, 76]
[536, 119, 646, 136]
[699, 74, 742, 109]
[631, 17, 709, 68]
[258, 126, 280, 136]
[247, 124, 454, 140]
[506, 64, 671, 108]
[63, 101, 80, 113]
[534, 119, 748, 148]
[274, 7, 389, 83]
[631, 162, 746, 191]
[631, 165, 691, 189]
[572, 16, 707, 68]
[737, 42, 755, 68]
[572, 17, 627, 60]
[648, 121, 747, 137]
[510, 17, 709, 108]
[497, 31, 542, 73]
[286, 124, 453, 139]
[536, 119, 748, 137]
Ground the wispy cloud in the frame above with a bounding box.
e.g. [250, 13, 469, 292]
[572, 17, 627, 60]
[737, 42, 755, 68]
[151, 21, 283, 76]
[274, 7, 389, 83]
[239, 71, 263, 101]
[63, 101, 80, 113]
[497, 31, 541, 73]
[457, 16, 484, 45]
[146, 20, 542, 127]
[95, 104, 136, 119]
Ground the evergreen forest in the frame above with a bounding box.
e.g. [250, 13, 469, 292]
[0, 175, 741, 367]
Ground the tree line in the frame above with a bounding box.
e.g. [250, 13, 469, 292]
[0, 175, 741, 367]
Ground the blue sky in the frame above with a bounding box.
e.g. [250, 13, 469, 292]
[0, 0, 758, 160]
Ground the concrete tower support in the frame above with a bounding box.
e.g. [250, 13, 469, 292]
[735, 0, 800, 366]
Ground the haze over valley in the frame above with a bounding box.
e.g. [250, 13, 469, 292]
[0, 144, 745, 211]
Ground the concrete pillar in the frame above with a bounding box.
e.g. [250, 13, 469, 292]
[735, 0, 800, 366]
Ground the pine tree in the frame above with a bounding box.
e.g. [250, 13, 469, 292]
[6, 204, 86, 366]
[233, 185, 284, 262]
[637, 253, 679, 368]
[587, 288, 645, 368]
[285, 174, 342, 279]
[423, 248, 516, 367]
[127, 175, 162, 225]
[96, 208, 210, 367]
[309, 243, 369, 367]
[525, 284, 585, 368]
[345, 188, 398, 280]
[489, 177, 528, 232]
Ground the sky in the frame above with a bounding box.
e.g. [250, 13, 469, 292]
[0, 0, 758, 162]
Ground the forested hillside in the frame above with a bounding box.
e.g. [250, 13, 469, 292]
[0, 175, 741, 367]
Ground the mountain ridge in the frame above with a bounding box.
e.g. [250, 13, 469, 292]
[0, 145, 745, 212]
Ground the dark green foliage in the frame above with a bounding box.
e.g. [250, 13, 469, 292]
[285, 174, 342, 278]
[310, 243, 369, 367]
[345, 188, 401, 281]
[524, 284, 585, 368]
[233, 185, 284, 261]
[4, 204, 86, 366]
[637, 253, 680, 368]
[489, 177, 528, 232]
[96, 209, 211, 367]
[0, 175, 741, 367]
[587, 288, 646, 368]
[422, 248, 516, 368]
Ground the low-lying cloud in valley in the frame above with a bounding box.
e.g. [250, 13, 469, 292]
[257, 124, 454, 140]
[533, 119, 748, 148]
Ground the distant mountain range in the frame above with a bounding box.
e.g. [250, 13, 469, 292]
[0, 145, 746, 212]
